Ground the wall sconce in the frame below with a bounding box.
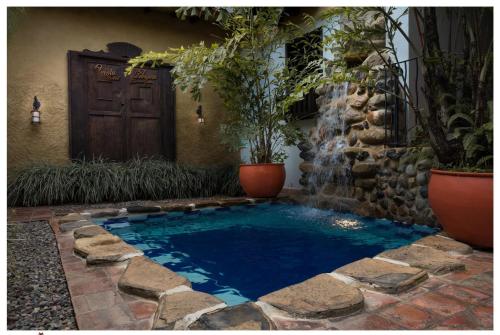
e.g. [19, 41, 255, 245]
[31, 96, 41, 124]
[196, 105, 205, 124]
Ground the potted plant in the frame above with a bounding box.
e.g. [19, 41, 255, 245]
[128, 7, 324, 197]
[321, 7, 493, 248]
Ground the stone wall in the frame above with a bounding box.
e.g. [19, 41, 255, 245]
[297, 52, 437, 227]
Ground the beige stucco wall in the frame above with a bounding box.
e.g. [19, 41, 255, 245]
[7, 7, 238, 179]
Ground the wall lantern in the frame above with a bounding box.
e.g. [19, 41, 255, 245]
[196, 105, 205, 124]
[31, 96, 41, 124]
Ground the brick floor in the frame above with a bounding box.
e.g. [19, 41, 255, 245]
[7, 202, 494, 330]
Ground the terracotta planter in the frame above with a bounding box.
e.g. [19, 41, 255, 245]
[428, 169, 493, 249]
[239, 163, 286, 198]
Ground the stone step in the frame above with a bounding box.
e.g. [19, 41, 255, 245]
[57, 213, 88, 224]
[258, 273, 364, 319]
[59, 220, 94, 233]
[334, 257, 428, 294]
[126, 205, 161, 214]
[74, 234, 122, 256]
[188, 302, 276, 330]
[118, 256, 191, 300]
[81, 208, 120, 218]
[412, 235, 473, 255]
[376, 245, 465, 275]
[73, 225, 110, 239]
[86, 243, 143, 265]
[73, 234, 143, 264]
[153, 290, 225, 330]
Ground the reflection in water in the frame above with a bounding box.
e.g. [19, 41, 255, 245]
[102, 203, 437, 306]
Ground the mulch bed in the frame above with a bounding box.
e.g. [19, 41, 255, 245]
[7, 220, 77, 330]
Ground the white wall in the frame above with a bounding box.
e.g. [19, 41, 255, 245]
[239, 13, 339, 189]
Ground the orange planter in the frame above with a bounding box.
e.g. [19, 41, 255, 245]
[428, 169, 493, 249]
[239, 163, 286, 198]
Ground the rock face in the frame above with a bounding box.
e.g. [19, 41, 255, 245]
[73, 225, 110, 239]
[377, 245, 465, 275]
[188, 303, 276, 330]
[299, 49, 437, 227]
[118, 256, 191, 299]
[259, 274, 364, 319]
[153, 291, 225, 330]
[334, 258, 428, 293]
[413, 235, 473, 255]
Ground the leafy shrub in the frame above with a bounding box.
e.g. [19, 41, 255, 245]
[8, 158, 243, 207]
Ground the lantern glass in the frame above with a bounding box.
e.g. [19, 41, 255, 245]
[31, 110, 40, 124]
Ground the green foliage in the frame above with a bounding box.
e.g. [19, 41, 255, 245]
[8, 159, 243, 207]
[127, 7, 327, 163]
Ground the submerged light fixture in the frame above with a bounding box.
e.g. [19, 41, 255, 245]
[196, 105, 205, 124]
[31, 96, 41, 125]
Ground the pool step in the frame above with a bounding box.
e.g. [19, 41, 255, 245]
[258, 274, 364, 319]
[153, 290, 226, 330]
[118, 256, 191, 300]
[74, 234, 143, 264]
[411, 235, 473, 255]
[376, 244, 466, 275]
[187, 302, 277, 330]
[333, 257, 428, 294]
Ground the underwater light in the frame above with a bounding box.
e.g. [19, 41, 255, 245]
[334, 219, 361, 229]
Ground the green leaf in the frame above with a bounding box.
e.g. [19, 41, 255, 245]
[447, 112, 473, 129]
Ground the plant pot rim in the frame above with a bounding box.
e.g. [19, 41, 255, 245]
[240, 163, 285, 167]
[431, 168, 493, 178]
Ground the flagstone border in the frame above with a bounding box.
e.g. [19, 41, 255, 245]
[41, 198, 493, 330]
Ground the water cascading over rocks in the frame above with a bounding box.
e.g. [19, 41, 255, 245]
[303, 82, 354, 210]
[297, 51, 438, 227]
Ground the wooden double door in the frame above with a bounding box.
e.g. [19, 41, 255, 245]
[68, 49, 175, 161]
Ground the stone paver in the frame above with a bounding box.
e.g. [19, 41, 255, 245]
[74, 234, 142, 264]
[259, 274, 364, 319]
[188, 302, 276, 330]
[118, 256, 191, 299]
[58, 213, 88, 224]
[73, 234, 123, 257]
[86, 243, 143, 265]
[379, 303, 438, 329]
[331, 313, 402, 330]
[74, 225, 110, 239]
[153, 291, 225, 329]
[413, 235, 473, 255]
[408, 292, 468, 317]
[377, 245, 465, 275]
[59, 220, 94, 233]
[126, 206, 161, 214]
[160, 203, 194, 212]
[81, 208, 120, 218]
[334, 258, 428, 293]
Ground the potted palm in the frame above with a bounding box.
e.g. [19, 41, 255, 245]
[322, 7, 493, 248]
[128, 7, 324, 197]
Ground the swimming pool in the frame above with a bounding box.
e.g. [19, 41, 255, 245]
[99, 203, 437, 306]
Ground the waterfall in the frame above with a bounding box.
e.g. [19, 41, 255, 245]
[306, 82, 352, 209]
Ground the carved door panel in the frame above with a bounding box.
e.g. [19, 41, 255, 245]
[126, 68, 163, 159]
[68, 49, 175, 162]
[86, 60, 126, 161]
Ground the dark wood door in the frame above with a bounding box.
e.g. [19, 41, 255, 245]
[68, 49, 175, 161]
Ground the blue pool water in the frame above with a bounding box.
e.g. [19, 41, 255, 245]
[99, 203, 437, 306]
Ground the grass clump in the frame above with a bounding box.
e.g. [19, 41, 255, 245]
[8, 158, 243, 207]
